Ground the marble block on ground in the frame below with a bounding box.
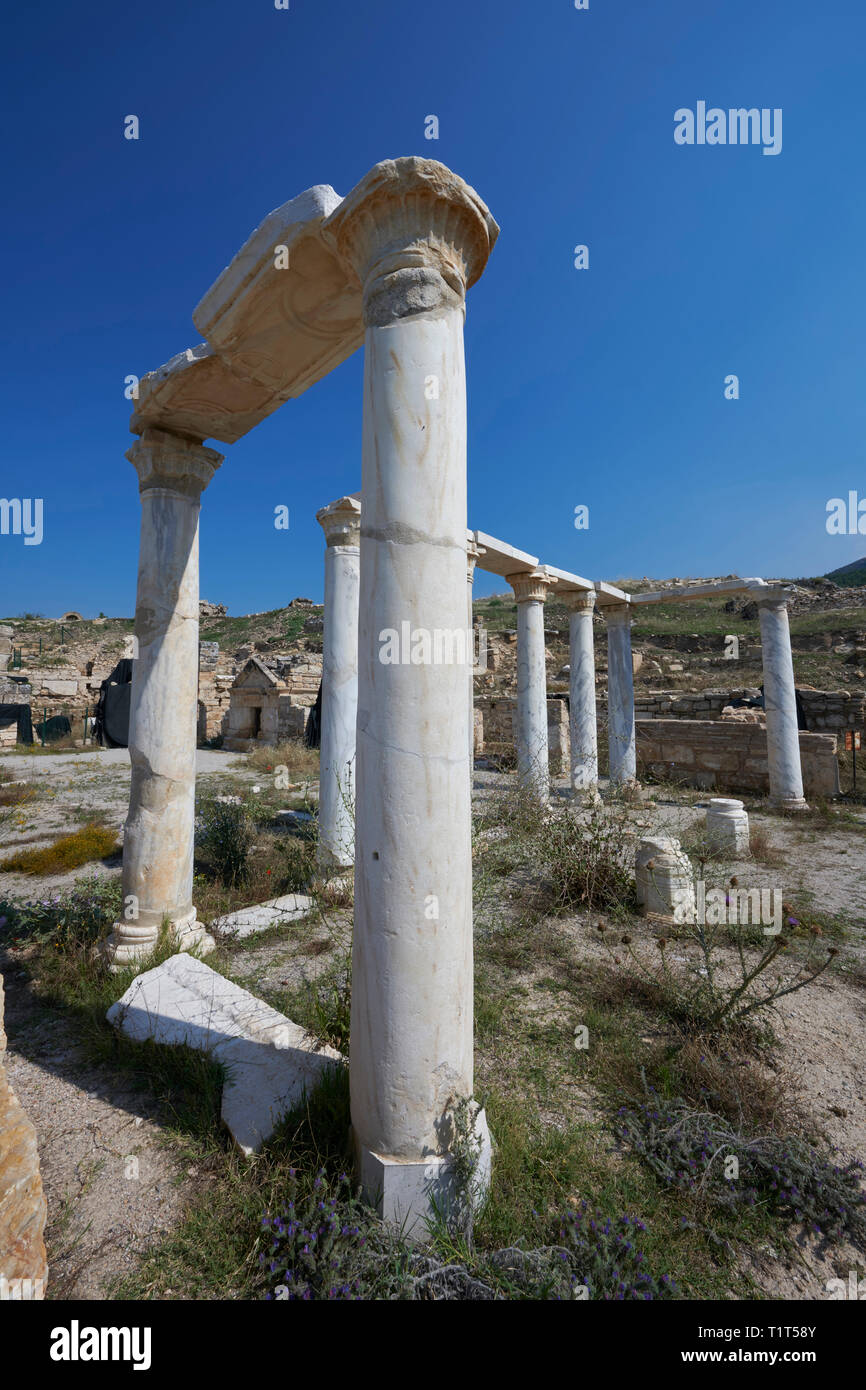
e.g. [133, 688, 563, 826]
[210, 894, 313, 939]
[106, 954, 341, 1154]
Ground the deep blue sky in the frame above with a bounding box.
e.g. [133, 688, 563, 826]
[3, 0, 865, 617]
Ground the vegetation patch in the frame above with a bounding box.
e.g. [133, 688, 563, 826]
[0, 823, 118, 875]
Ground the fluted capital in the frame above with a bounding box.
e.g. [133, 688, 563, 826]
[507, 569, 552, 604]
[561, 590, 596, 614]
[317, 494, 362, 548]
[322, 157, 499, 327]
[602, 601, 632, 627]
[127, 428, 222, 500]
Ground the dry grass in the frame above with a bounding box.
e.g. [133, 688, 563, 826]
[749, 824, 787, 867]
[0, 782, 38, 807]
[245, 740, 319, 780]
[0, 823, 119, 874]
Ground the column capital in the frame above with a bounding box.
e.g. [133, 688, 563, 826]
[506, 569, 552, 604]
[316, 494, 362, 548]
[322, 157, 499, 327]
[601, 600, 632, 626]
[127, 428, 222, 499]
[561, 589, 596, 614]
[467, 539, 483, 583]
[754, 587, 792, 610]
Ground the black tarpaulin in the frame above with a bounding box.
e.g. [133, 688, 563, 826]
[0, 703, 33, 745]
[93, 658, 134, 748]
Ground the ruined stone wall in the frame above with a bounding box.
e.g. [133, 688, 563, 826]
[635, 687, 866, 732]
[474, 695, 571, 774]
[636, 718, 840, 798]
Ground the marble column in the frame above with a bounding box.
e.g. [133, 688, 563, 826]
[101, 428, 222, 970]
[323, 158, 498, 1235]
[507, 569, 552, 803]
[563, 590, 598, 791]
[604, 601, 637, 785]
[757, 591, 808, 810]
[467, 540, 481, 769]
[316, 496, 361, 870]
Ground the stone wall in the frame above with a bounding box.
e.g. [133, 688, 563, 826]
[636, 718, 840, 798]
[635, 687, 866, 732]
[0, 974, 48, 1298]
[474, 695, 571, 774]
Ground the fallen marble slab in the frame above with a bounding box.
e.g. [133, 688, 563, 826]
[106, 954, 341, 1154]
[210, 893, 314, 939]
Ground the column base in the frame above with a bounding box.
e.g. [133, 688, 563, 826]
[770, 796, 810, 813]
[99, 910, 215, 973]
[355, 1108, 492, 1242]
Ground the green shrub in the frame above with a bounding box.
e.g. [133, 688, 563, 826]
[197, 797, 255, 886]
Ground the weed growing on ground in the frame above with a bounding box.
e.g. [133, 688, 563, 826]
[617, 1080, 866, 1254]
[0, 823, 118, 875]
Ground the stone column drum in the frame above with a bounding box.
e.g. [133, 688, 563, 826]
[507, 569, 552, 804]
[323, 158, 499, 1234]
[706, 798, 750, 854]
[635, 836, 695, 925]
[605, 601, 637, 785]
[316, 496, 361, 870]
[563, 590, 598, 792]
[101, 428, 222, 970]
[757, 592, 809, 811]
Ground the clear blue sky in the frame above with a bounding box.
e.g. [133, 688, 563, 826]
[3, 0, 865, 617]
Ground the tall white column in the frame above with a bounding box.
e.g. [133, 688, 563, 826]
[324, 158, 498, 1235]
[101, 428, 222, 970]
[563, 590, 598, 791]
[467, 540, 481, 769]
[316, 496, 361, 870]
[604, 600, 637, 785]
[507, 570, 552, 803]
[757, 591, 808, 810]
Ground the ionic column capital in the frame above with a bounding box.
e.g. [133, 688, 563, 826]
[316, 495, 362, 548]
[507, 569, 553, 604]
[323, 157, 499, 327]
[127, 428, 222, 499]
[561, 589, 596, 614]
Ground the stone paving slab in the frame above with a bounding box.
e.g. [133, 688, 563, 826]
[210, 893, 314, 939]
[106, 954, 341, 1154]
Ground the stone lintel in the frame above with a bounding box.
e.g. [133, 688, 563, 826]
[130, 344, 284, 446]
[193, 184, 364, 401]
[630, 578, 767, 605]
[472, 531, 538, 579]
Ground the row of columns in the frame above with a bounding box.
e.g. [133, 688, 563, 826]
[316, 562, 809, 830]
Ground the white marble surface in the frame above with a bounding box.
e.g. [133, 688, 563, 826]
[317, 497, 361, 869]
[508, 570, 551, 803]
[102, 432, 222, 970]
[605, 603, 637, 784]
[758, 596, 808, 809]
[564, 591, 598, 790]
[107, 954, 341, 1154]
